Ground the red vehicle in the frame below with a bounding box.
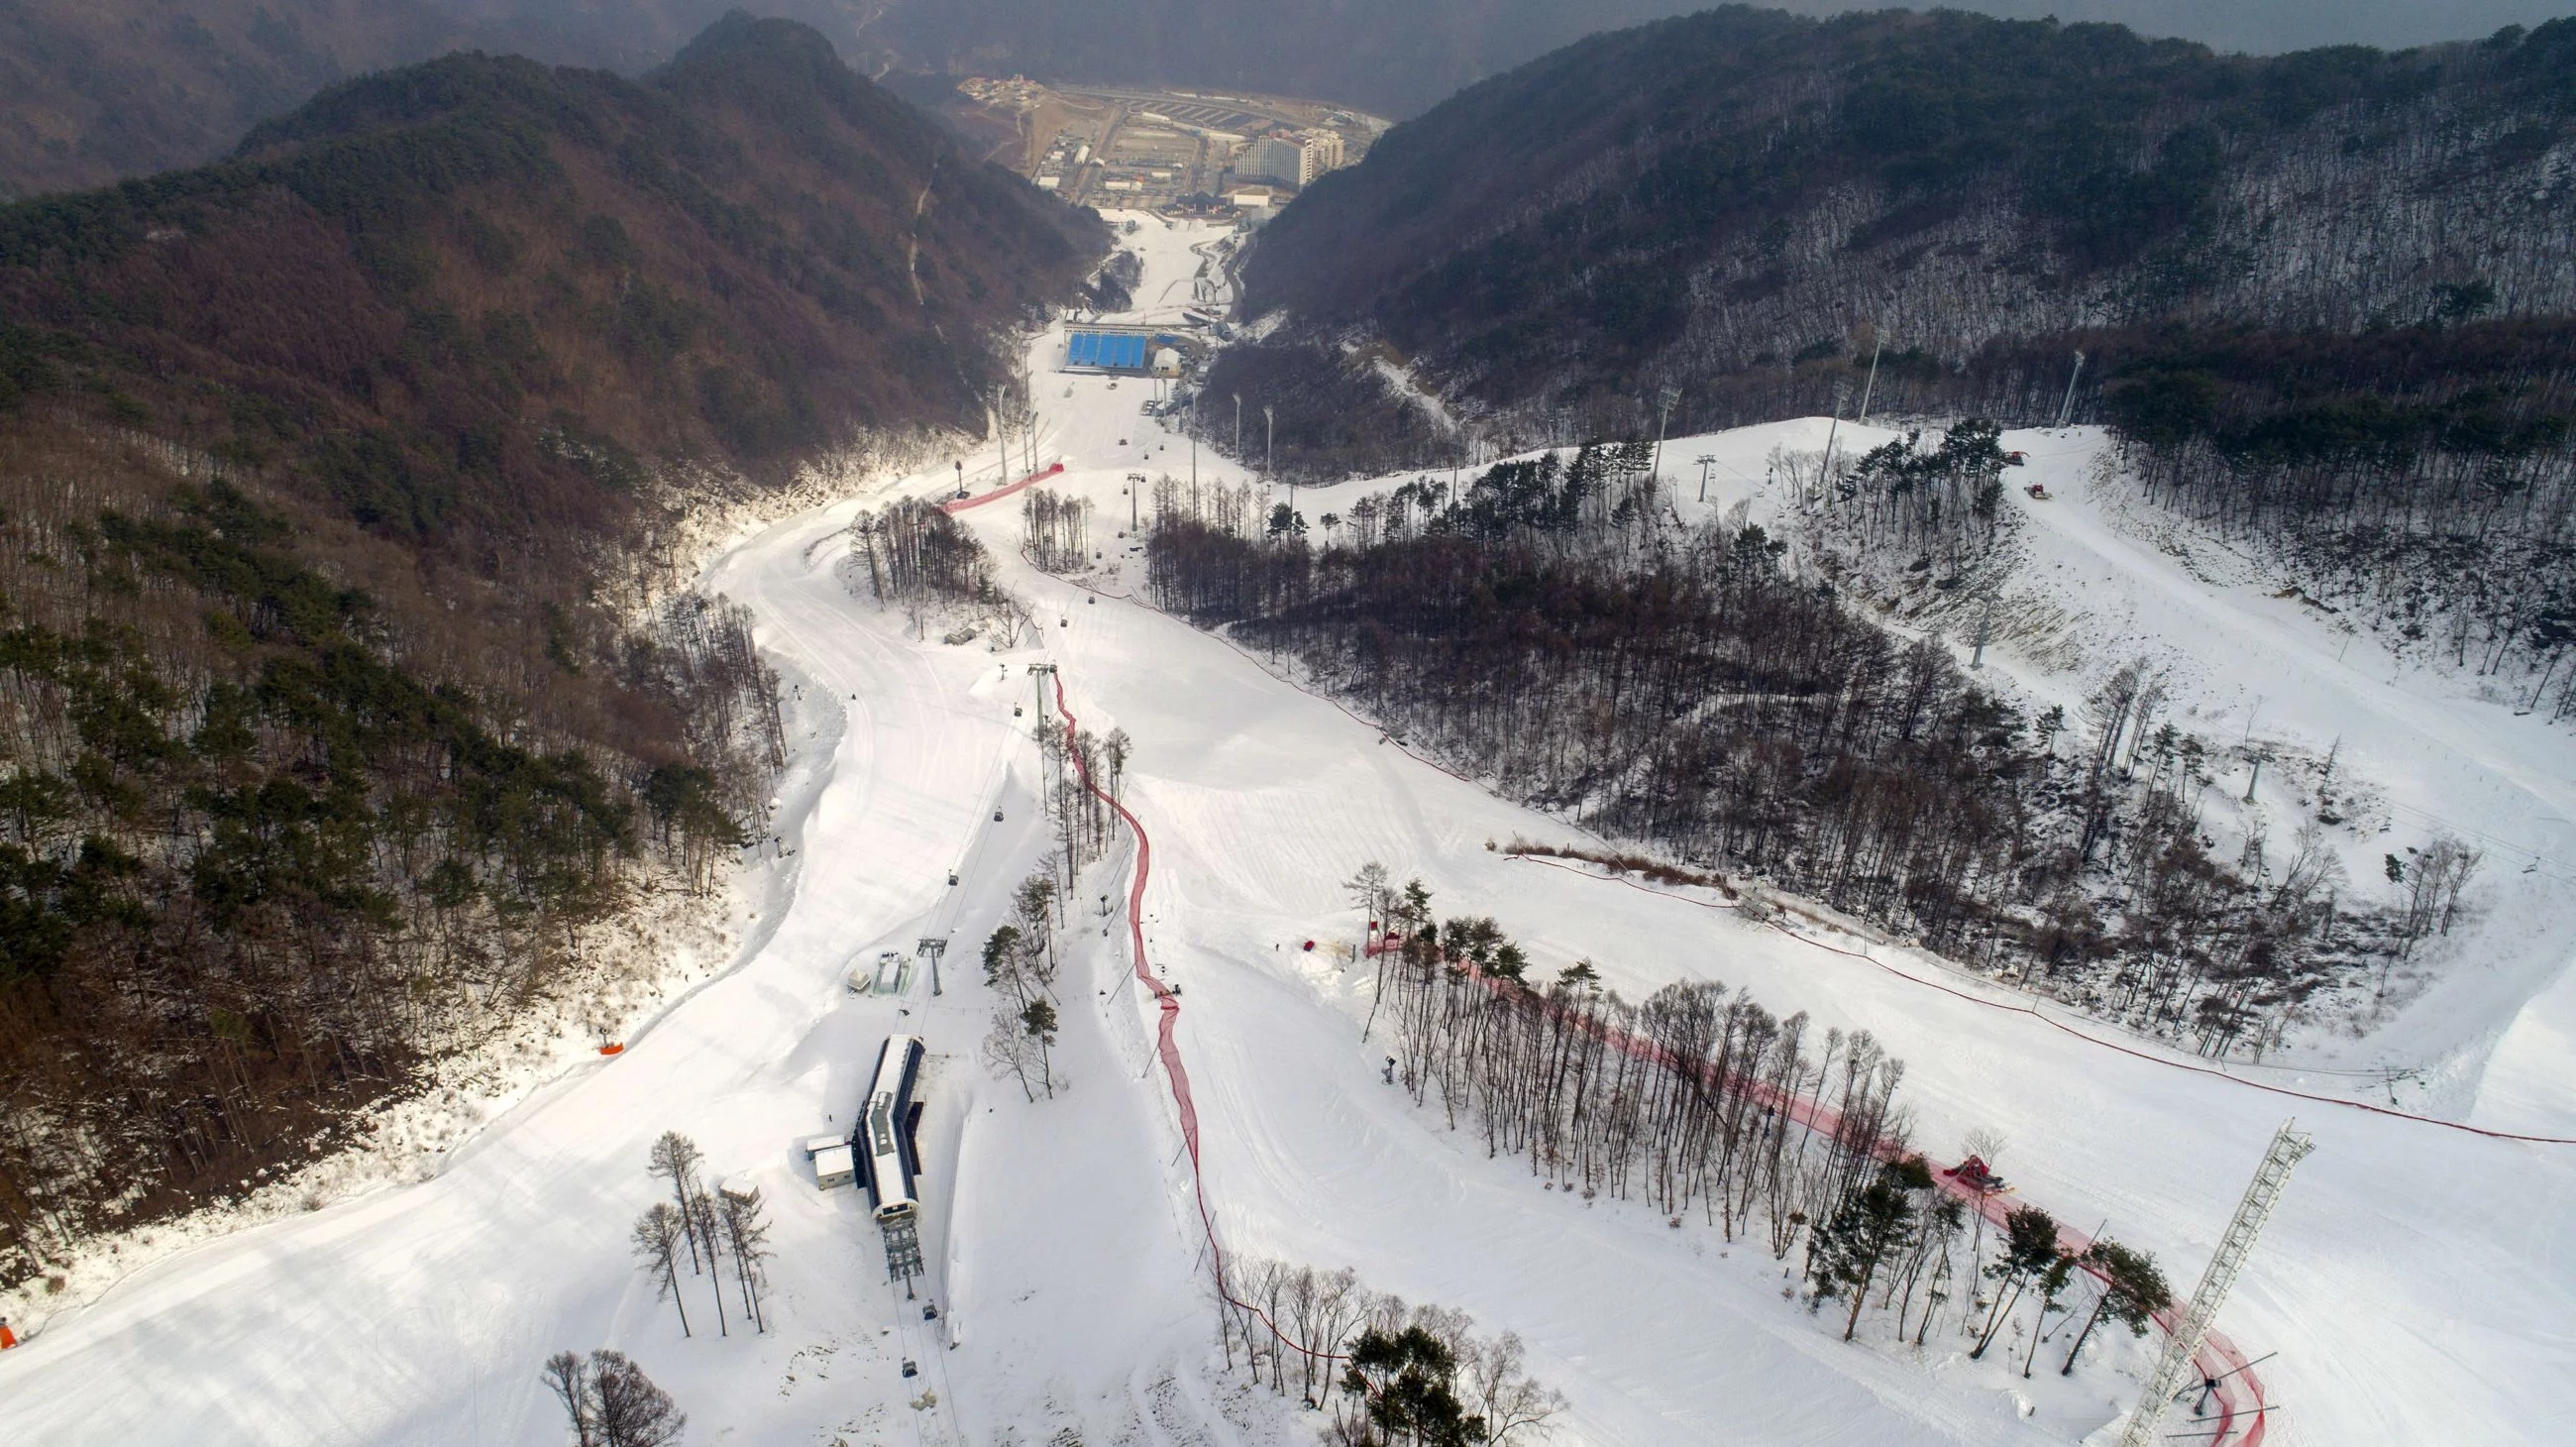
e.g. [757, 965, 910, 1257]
[1944, 1156, 2008, 1192]
[2024, 483, 2051, 501]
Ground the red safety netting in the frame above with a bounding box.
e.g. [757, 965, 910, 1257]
[1046, 672, 1334, 1363]
[1055, 676, 2266, 1439]
[940, 461, 1065, 514]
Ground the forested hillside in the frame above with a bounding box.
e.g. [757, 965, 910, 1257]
[0, 0, 473, 198]
[0, 0, 1695, 198]
[1217, 9, 2576, 701]
[1229, 10, 2576, 461]
[0, 16, 1103, 1284]
[12, 2, 2559, 198]
[1144, 445, 2427, 1060]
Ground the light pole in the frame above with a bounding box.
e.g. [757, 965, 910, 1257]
[2055, 350, 2087, 429]
[1264, 404, 1277, 508]
[1190, 396, 1201, 515]
[1233, 392, 1242, 460]
[1695, 454, 1717, 503]
[1820, 382, 1848, 501]
[1857, 336, 1884, 425]
[1651, 385, 1680, 483]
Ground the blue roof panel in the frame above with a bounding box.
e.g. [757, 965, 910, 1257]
[1067, 329, 1152, 371]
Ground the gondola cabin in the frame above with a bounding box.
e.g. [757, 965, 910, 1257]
[857, 1034, 925, 1223]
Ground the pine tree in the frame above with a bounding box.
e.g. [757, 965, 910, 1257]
[982, 923, 1026, 1003]
[1022, 997, 1060, 1098]
[1808, 1159, 1926, 1341]
[2060, 1239, 2172, 1376]
[1342, 1326, 1485, 1447]
[1971, 1206, 2061, 1359]
[2019, 1251, 2076, 1377]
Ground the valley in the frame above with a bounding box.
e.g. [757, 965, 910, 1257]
[3, 214, 2569, 1447]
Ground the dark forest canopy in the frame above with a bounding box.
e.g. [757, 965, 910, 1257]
[1219, 9, 2576, 474]
[0, 15, 1104, 528]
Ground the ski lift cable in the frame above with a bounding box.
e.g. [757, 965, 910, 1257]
[1509, 849, 2576, 1143]
[1753, 914, 2576, 1145]
[2378, 796, 2576, 886]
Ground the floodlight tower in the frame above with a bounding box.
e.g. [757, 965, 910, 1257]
[1265, 404, 1279, 508]
[1650, 385, 1680, 482]
[2116, 1119, 2316, 1447]
[1819, 382, 1848, 501]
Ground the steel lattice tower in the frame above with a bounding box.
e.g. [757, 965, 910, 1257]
[2117, 1119, 2315, 1447]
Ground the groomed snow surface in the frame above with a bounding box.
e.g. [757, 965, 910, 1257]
[3, 216, 2571, 1446]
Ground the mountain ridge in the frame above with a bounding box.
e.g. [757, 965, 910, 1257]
[1215, 8, 2576, 474]
[0, 15, 1103, 1277]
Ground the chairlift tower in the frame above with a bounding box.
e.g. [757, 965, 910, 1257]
[1028, 662, 1057, 725]
[915, 937, 947, 996]
[2116, 1119, 2315, 1447]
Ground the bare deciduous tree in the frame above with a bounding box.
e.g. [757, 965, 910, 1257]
[631, 1203, 692, 1338]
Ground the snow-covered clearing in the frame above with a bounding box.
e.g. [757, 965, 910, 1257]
[2, 215, 2570, 1447]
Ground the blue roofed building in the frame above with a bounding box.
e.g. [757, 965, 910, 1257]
[1061, 326, 1167, 376]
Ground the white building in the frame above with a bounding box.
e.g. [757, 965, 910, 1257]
[1234, 135, 1306, 187]
[805, 1135, 855, 1190]
[1234, 130, 1349, 188]
[1297, 129, 1345, 179]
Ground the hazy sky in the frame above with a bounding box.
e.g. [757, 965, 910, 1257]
[1775, 1, 2572, 54]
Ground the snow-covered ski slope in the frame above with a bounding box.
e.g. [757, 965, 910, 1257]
[3, 214, 2571, 1446]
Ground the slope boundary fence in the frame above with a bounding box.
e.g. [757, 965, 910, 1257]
[1042, 672, 1344, 1370]
[1364, 928, 2274, 1446]
[939, 461, 1065, 514]
[1042, 633, 2266, 1440]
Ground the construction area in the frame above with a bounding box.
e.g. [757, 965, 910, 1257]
[946, 78, 1384, 218]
